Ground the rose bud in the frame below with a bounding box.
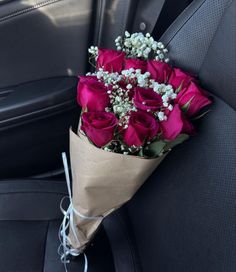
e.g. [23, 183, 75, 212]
[147, 60, 172, 83]
[81, 112, 118, 147]
[168, 67, 196, 90]
[176, 82, 212, 117]
[124, 58, 147, 73]
[77, 76, 110, 111]
[123, 111, 159, 147]
[97, 48, 125, 73]
[160, 104, 195, 140]
[134, 87, 163, 112]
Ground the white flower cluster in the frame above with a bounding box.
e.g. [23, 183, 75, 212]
[91, 67, 177, 123]
[161, 88, 177, 107]
[149, 81, 177, 110]
[121, 68, 150, 88]
[96, 69, 122, 86]
[121, 144, 141, 154]
[88, 46, 98, 59]
[157, 111, 167, 121]
[91, 70, 136, 123]
[87, 68, 122, 85]
[115, 31, 169, 62]
[121, 69, 176, 114]
[108, 87, 136, 128]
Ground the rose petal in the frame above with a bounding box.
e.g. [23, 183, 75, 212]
[147, 60, 172, 83]
[81, 112, 118, 147]
[160, 105, 184, 140]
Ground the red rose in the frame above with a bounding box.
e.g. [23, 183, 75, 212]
[134, 87, 163, 111]
[97, 48, 125, 73]
[81, 112, 118, 147]
[176, 82, 212, 117]
[124, 58, 147, 73]
[147, 60, 172, 83]
[77, 76, 110, 111]
[123, 111, 159, 147]
[168, 68, 196, 90]
[160, 104, 194, 140]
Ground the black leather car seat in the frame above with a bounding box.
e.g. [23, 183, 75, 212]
[0, 180, 115, 272]
[0, 0, 235, 271]
[104, 0, 236, 271]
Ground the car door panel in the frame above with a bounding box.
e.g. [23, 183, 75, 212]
[0, 0, 93, 178]
[0, 77, 79, 178]
[0, 0, 93, 88]
[0, 0, 194, 178]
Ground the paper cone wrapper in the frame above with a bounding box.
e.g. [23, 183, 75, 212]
[68, 128, 167, 251]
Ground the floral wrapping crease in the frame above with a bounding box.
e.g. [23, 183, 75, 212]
[59, 31, 212, 270]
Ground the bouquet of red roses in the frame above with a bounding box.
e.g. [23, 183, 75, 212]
[59, 31, 211, 267]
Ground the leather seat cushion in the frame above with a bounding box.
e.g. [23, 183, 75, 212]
[126, 95, 236, 272]
[0, 180, 115, 272]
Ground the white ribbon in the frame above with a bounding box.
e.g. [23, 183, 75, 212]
[58, 152, 102, 272]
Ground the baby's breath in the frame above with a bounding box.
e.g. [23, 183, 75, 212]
[88, 46, 98, 59]
[96, 68, 121, 85]
[86, 32, 179, 147]
[91, 66, 177, 124]
[115, 31, 169, 61]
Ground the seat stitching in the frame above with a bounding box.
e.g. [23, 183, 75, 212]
[0, 0, 64, 23]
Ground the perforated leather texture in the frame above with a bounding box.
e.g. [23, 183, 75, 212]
[161, 0, 236, 109]
[127, 95, 236, 271]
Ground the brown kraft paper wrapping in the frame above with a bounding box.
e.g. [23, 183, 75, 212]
[68, 128, 167, 251]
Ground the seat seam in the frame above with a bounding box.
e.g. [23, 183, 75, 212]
[161, 0, 208, 45]
[0, 99, 76, 126]
[163, 0, 233, 65]
[0, 0, 64, 23]
[113, 212, 139, 272]
[0, 192, 67, 195]
[161, 0, 235, 110]
[0, 180, 66, 185]
[162, 0, 232, 47]
[42, 221, 50, 272]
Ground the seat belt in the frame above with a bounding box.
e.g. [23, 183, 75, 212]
[131, 0, 167, 34]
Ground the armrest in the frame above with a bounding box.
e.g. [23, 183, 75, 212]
[0, 77, 77, 129]
[0, 179, 68, 220]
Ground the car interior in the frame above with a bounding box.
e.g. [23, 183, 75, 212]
[0, 0, 235, 271]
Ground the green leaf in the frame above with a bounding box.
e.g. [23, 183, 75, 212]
[138, 148, 144, 157]
[175, 80, 186, 94]
[192, 109, 211, 120]
[181, 96, 195, 113]
[175, 84, 182, 94]
[144, 140, 166, 158]
[101, 140, 113, 149]
[164, 134, 189, 151]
